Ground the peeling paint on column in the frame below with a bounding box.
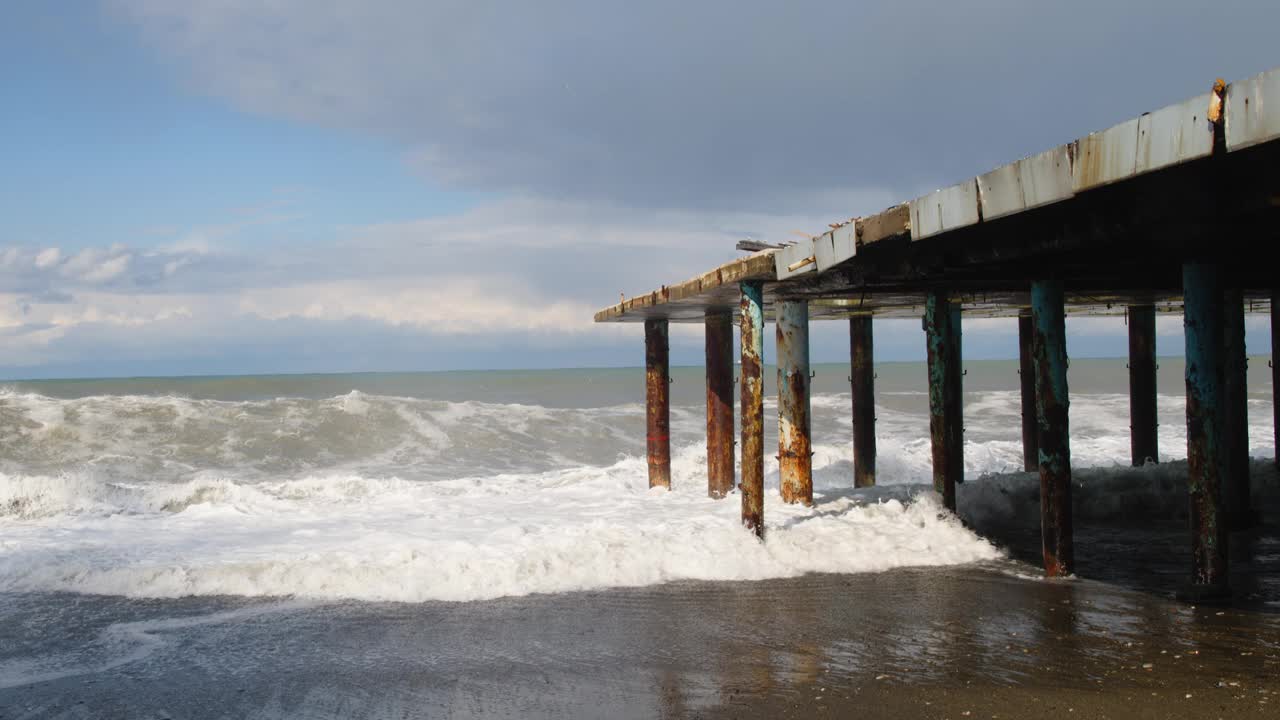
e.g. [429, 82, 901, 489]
[849, 315, 876, 488]
[644, 318, 670, 489]
[1031, 280, 1073, 578]
[705, 312, 735, 499]
[776, 300, 813, 505]
[1181, 263, 1229, 601]
[1017, 314, 1039, 472]
[1222, 287, 1251, 529]
[739, 281, 765, 538]
[1127, 305, 1158, 466]
[924, 291, 962, 512]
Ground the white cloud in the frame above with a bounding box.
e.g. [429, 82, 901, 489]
[238, 277, 599, 335]
[34, 248, 62, 269]
[80, 253, 132, 283]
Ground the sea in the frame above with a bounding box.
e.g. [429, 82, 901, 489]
[1, 359, 1278, 718]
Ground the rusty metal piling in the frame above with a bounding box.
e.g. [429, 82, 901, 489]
[1017, 313, 1039, 472]
[1222, 287, 1252, 529]
[849, 315, 876, 487]
[1127, 304, 1159, 466]
[1031, 279, 1073, 578]
[705, 312, 735, 499]
[1274, 289, 1279, 470]
[739, 281, 765, 537]
[924, 291, 963, 512]
[777, 300, 813, 505]
[1181, 263, 1230, 602]
[645, 318, 671, 489]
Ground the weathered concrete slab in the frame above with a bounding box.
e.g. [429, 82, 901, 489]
[1073, 116, 1141, 193]
[814, 223, 856, 272]
[910, 179, 981, 241]
[776, 238, 818, 280]
[1226, 66, 1280, 152]
[1135, 92, 1215, 174]
[978, 145, 1074, 221]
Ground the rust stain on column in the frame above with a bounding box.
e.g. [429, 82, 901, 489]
[1127, 305, 1158, 467]
[705, 312, 735, 499]
[1031, 279, 1073, 578]
[645, 318, 671, 489]
[739, 281, 765, 537]
[1222, 287, 1252, 529]
[1017, 313, 1039, 473]
[924, 290, 962, 512]
[849, 314, 876, 487]
[1273, 289, 1279, 471]
[776, 300, 812, 505]
[1180, 262, 1229, 602]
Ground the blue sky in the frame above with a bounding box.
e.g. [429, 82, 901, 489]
[2, 2, 1278, 379]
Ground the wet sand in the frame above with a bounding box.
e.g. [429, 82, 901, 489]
[1, 566, 1277, 718]
[2, 476, 1278, 719]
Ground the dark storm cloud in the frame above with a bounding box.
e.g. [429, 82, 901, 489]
[114, 0, 1280, 210]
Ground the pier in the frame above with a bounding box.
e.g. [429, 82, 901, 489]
[594, 66, 1280, 601]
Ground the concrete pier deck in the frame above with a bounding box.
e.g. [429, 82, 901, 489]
[595, 68, 1279, 323]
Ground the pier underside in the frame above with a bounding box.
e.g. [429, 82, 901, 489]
[597, 139, 1279, 324]
[593, 66, 1280, 601]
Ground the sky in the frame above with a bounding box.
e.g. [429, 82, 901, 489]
[2, 1, 1278, 379]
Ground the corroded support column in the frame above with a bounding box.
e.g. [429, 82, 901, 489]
[1017, 313, 1038, 472]
[925, 291, 962, 512]
[777, 300, 813, 505]
[1274, 289, 1279, 470]
[849, 314, 876, 487]
[1181, 263, 1229, 602]
[705, 312, 735, 499]
[739, 281, 765, 537]
[1222, 287, 1251, 529]
[645, 318, 671, 489]
[1031, 279, 1073, 577]
[1128, 304, 1158, 466]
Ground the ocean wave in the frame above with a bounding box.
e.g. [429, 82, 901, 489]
[0, 384, 1275, 603]
[0, 447, 1001, 601]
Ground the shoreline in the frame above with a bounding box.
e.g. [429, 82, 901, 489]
[3, 559, 1278, 718]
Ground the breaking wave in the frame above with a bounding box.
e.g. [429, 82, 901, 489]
[0, 385, 1273, 602]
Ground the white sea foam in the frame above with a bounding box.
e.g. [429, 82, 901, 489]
[0, 446, 1001, 601]
[0, 385, 1274, 603]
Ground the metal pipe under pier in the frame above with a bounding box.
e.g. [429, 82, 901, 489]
[1017, 313, 1039, 473]
[925, 291, 962, 512]
[777, 300, 813, 505]
[644, 318, 671, 490]
[739, 281, 765, 537]
[1127, 304, 1158, 466]
[1222, 287, 1251, 529]
[1181, 263, 1230, 603]
[1031, 279, 1073, 578]
[705, 312, 735, 499]
[849, 315, 876, 487]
